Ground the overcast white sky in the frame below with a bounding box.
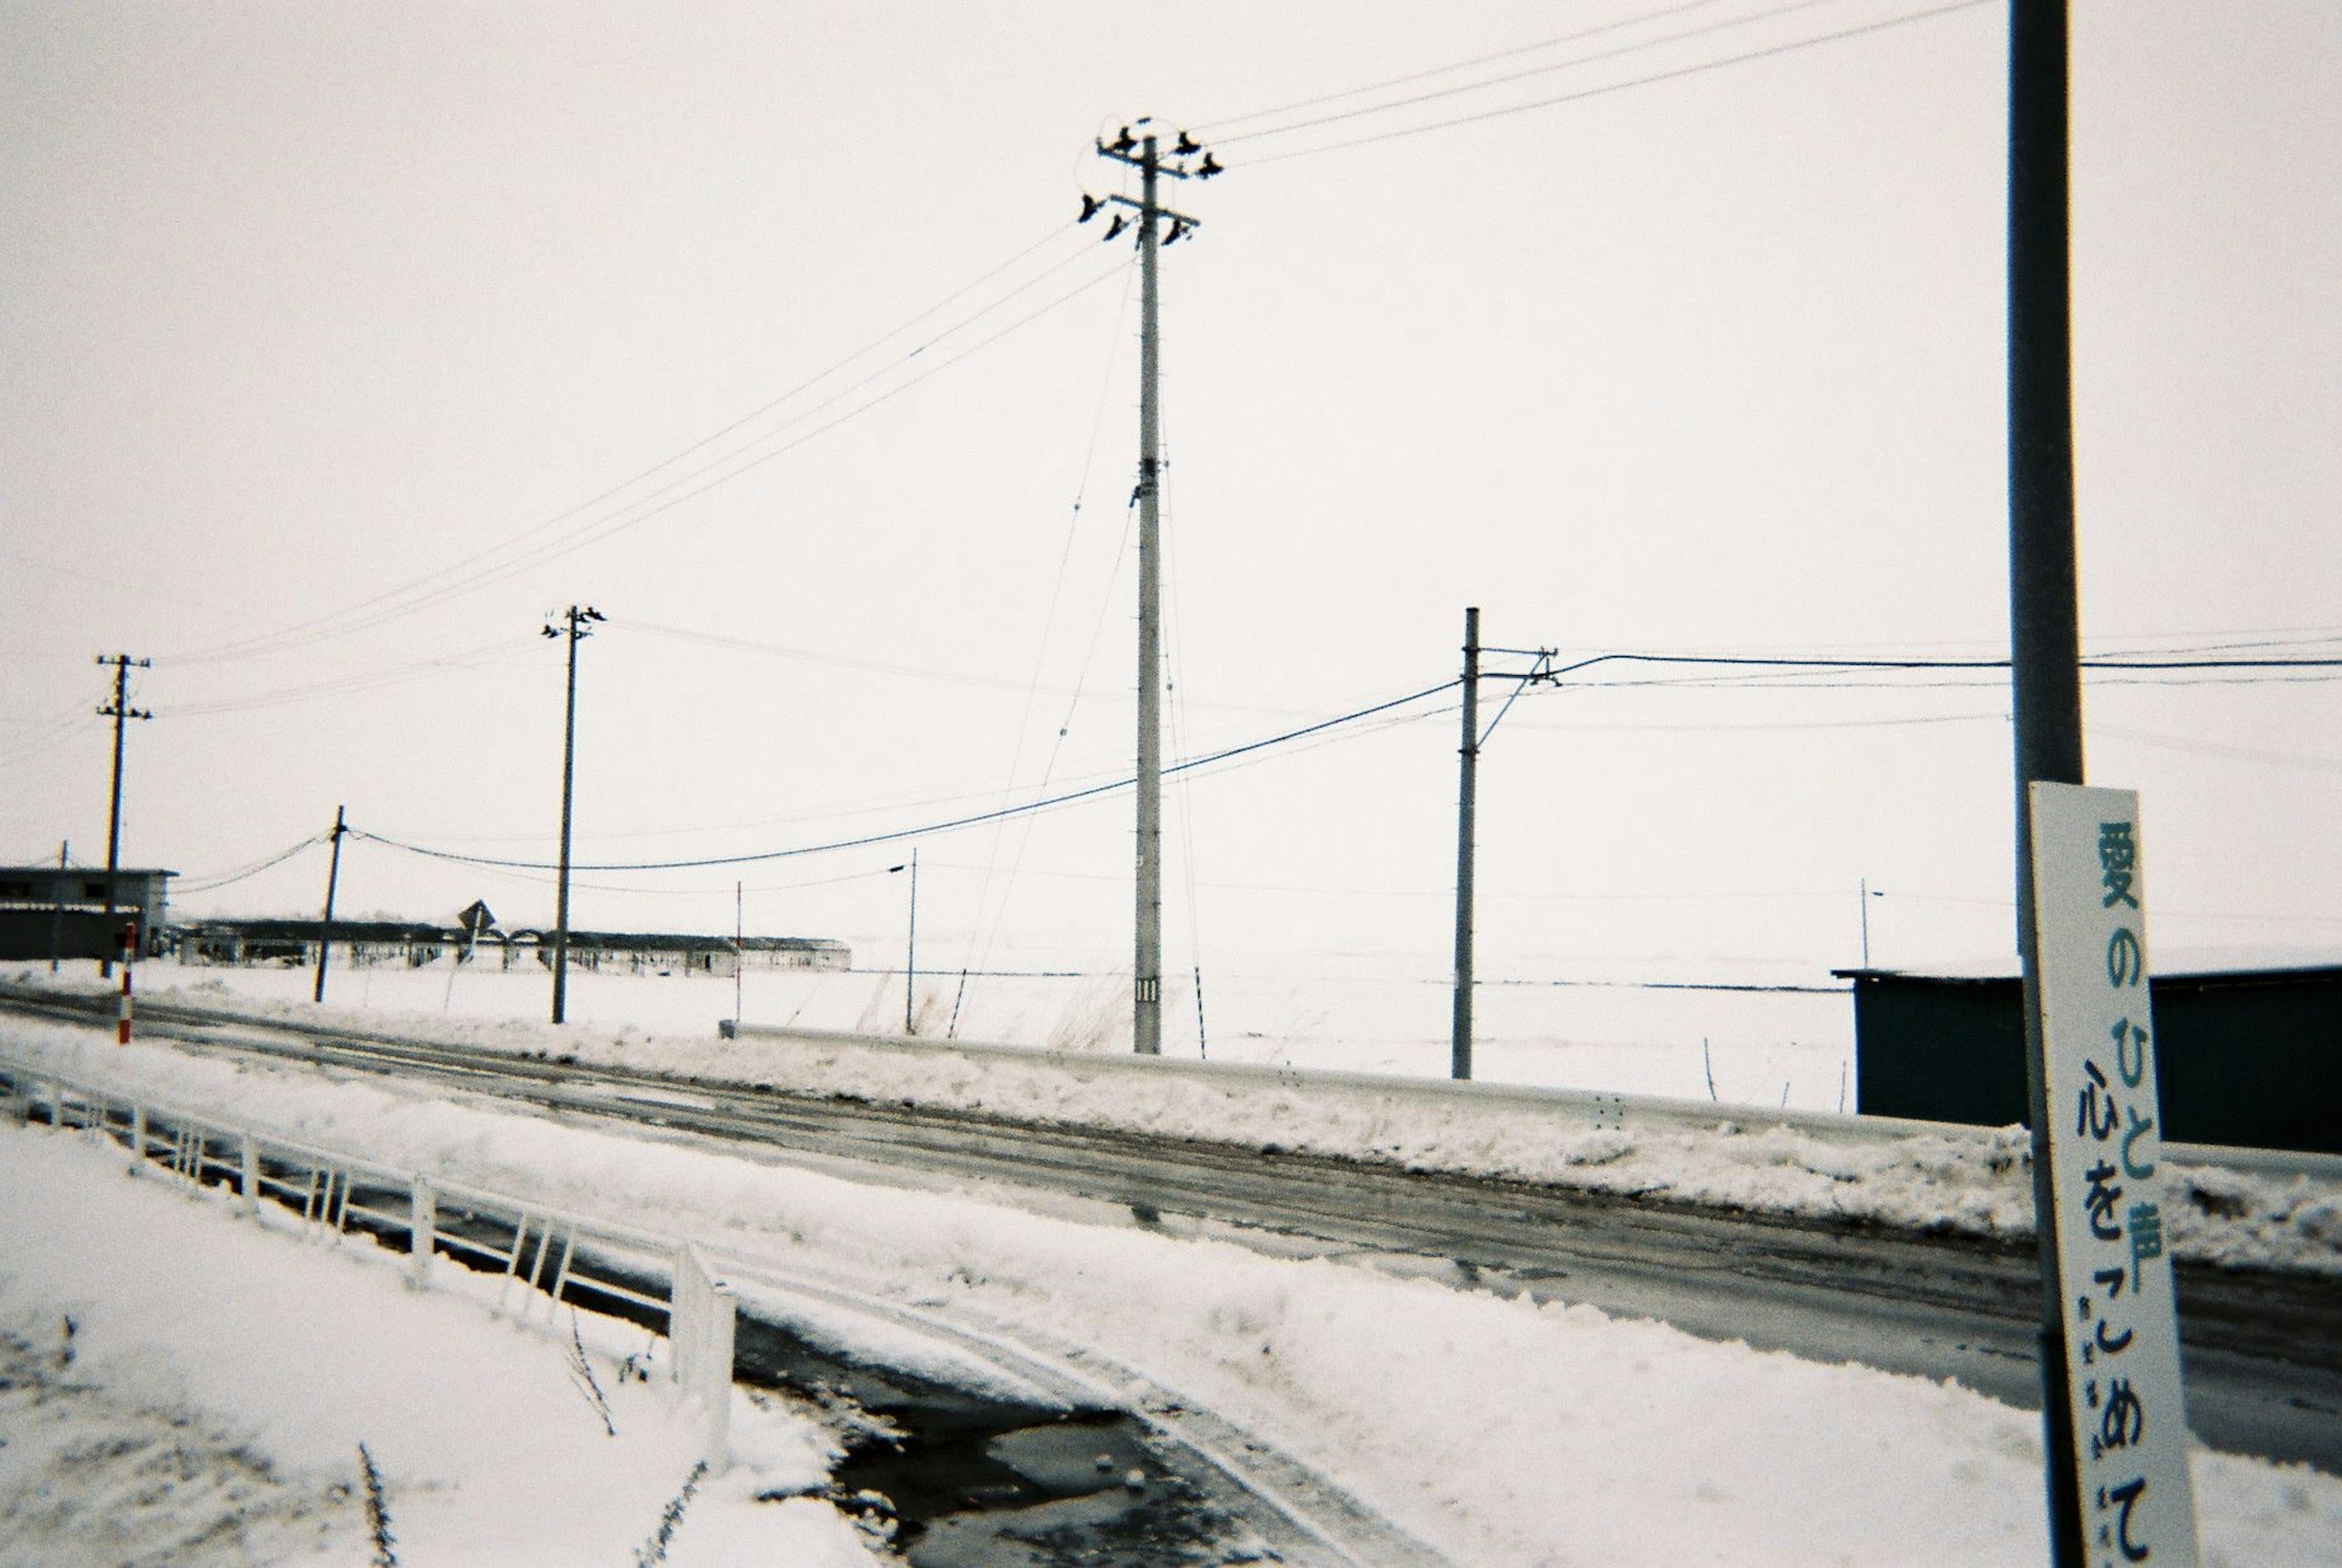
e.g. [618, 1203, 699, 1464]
[4, 2, 2337, 1031]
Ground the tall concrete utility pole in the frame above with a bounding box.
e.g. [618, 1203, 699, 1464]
[543, 606, 605, 1025]
[1452, 608, 1481, 1081]
[313, 806, 346, 1004]
[2006, 5, 2087, 1563]
[1087, 120, 1218, 1055]
[1445, 615, 1553, 1083]
[95, 654, 151, 977]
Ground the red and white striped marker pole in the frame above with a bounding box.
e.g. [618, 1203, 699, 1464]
[116, 921, 137, 1045]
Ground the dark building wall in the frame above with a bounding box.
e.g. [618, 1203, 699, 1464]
[1853, 969, 2342, 1154]
[0, 909, 159, 962]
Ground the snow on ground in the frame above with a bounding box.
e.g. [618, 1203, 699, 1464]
[0, 1118, 876, 1567]
[4, 1020, 2340, 1566]
[13, 963, 2338, 1276]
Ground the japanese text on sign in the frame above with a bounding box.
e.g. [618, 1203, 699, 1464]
[2027, 784, 2199, 1567]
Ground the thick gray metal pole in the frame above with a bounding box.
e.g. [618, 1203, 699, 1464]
[1134, 134, 1164, 1056]
[2008, 4, 2086, 1564]
[1451, 608, 1481, 1081]
[553, 612, 581, 1026]
[313, 806, 345, 1003]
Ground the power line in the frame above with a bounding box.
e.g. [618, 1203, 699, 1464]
[352, 679, 1461, 874]
[1192, 0, 1744, 135]
[164, 224, 1102, 669]
[173, 834, 326, 894]
[1214, 0, 1846, 147]
[1244, 0, 1993, 168]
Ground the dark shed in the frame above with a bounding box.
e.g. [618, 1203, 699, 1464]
[1839, 962, 2342, 1155]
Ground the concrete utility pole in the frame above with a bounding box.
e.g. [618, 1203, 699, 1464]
[1452, 608, 1481, 1081]
[2006, 5, 2087, 1563]
[313, 806, 346, 1004]
[95, 654, 152, 977]
[543, 606, 605, 1025]
[1087, 121, 1217, 1055]
[48, 840, 68, 973]
[1446, 613, 1554, 1082]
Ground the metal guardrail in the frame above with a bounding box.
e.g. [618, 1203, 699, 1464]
[1, 1051, 737, 1470]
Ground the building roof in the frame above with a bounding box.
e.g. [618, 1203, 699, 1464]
[172, 916, 844, 952]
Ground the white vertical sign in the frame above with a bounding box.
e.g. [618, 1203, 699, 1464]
[2027, 782, 2200, 1567]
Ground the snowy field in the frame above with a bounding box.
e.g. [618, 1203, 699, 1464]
[106, 954, 1861, 1111]
[3, 1023, 2338, 1568]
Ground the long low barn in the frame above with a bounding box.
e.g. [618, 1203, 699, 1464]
[1839, 958, 2341, 1155]
[173, 917, 848, 975]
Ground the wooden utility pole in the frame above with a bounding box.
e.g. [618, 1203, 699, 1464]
[1088, 120, 1216, 1055]
[313, 806, 346, 1003]
[95, 654, 151, 977]
[543, 606, 604, 1025]
[1452, 608, 1481, 1081]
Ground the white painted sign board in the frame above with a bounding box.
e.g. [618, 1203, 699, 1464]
[2027, 782, 2200, 1567]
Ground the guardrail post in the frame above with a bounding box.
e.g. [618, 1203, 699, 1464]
[409, 1178, 436, 1289]
[240, 1133, 260, 1217]
[702, 1283, 736, 1474]
[128, 1104, 146, 1174]
[669, 1244, 734, 1473]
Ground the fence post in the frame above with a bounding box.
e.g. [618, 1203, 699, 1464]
[128, 1104, 146, 1174]
[409, 1178, 436, 1289]
[240, 1133, 260, 1217]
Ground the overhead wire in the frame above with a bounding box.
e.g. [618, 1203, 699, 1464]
[353, 678, 1461, 874]
[1241, 0, 1994, 168]
[164, 223, 1101, 668]
[1191, 0, 1744, 135]
[953, 254, 1142, 1020]
[1212, 0, 1847, 147]
[173, 834, 326, 895]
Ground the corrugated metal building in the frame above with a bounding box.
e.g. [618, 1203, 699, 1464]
[1839, 960, 2342, 1154]
[0, 867, 174, 961]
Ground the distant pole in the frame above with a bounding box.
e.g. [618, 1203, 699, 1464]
[48, 840, 67, 974]
[1452, 607, 1481, 1081]
[1088, 120, 1215, 1055]
[543, 606, 606, 1025]
[313, 806, 346, 1003]
[734, 879, 745, 1028]
[95, 653, 152, 977]
[2007, 4, 2087, 1564]
[1859, 878, 1872, 968]
[904, 846, 920, 1035]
